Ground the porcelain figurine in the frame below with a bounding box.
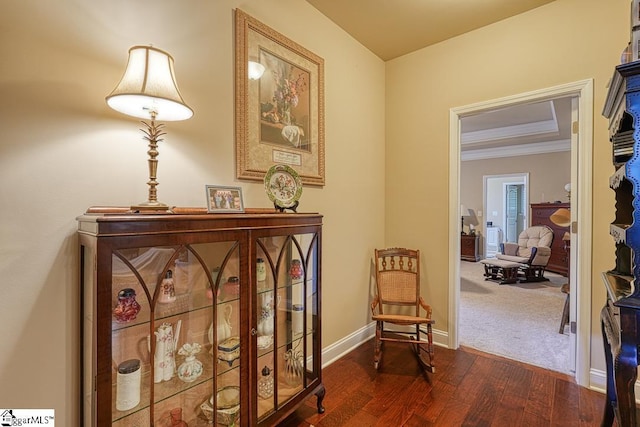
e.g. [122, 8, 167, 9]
[158, 270, 176, 304]
[177, 342, 203, 383]
[257, 304, 274, 337]
[289, 259, 303, 280]
[113, 288, 141, 323]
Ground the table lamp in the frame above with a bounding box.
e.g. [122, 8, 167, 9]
[106, 45, 193, 211]
[460, 204, 469, 235]
[550, 208, 571, 228]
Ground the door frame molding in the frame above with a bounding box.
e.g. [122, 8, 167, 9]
[448, 79, 593, 386]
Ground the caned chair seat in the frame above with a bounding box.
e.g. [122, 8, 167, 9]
[371, 247, 435, 373]
[371, 314, 434, 325]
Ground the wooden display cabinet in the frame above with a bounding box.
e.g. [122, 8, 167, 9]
[78, 209, 325, 426]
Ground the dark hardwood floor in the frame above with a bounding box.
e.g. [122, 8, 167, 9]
[280, 339, 607, 426]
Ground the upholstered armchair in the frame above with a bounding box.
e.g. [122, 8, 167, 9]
[496, 225, 554, 281]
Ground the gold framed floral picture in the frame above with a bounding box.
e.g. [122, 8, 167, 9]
[235, 9, 325, 186]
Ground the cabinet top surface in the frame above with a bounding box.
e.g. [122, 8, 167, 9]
[603, 60, 640, 118]
[77, 207, 322, 236]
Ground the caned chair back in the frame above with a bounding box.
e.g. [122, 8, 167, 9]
[374, 248, 420, 315]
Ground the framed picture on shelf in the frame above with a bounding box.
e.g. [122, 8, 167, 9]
[206, 185, 245, 213]
[234, 9, 325, 186]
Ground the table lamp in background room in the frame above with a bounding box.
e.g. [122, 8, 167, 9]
[461, 204, 470, 235]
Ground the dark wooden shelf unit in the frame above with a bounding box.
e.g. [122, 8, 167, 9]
[601, 60, 640, 427]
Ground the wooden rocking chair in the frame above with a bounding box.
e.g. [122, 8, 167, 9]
[371, 247, 435, 373]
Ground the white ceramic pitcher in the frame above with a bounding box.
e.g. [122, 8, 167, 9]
[153, 321, 180, 383]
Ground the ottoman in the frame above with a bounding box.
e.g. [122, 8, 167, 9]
[479, 259, 523, 284]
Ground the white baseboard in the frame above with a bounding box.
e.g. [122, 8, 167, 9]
[589, 367, 640, 403]
[321, 322, 449, 368]
[589, 368, 606, 394]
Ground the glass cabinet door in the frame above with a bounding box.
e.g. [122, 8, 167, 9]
[255, 232, 319, 422]
[107, 241, 241, 427]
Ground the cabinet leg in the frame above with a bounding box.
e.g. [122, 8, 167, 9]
[315, 383, 326, 414]
[601, 318, 615, 427]
[615, 313, 639, 427]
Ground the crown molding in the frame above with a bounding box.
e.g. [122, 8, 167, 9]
[461, 119, 559, 145]
[461, 139, 570, 161]
[461, 100, 559, 145]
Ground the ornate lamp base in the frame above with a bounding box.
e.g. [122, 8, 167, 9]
[131, 201, 171, 212]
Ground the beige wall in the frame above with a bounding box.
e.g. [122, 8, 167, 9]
[385, 0, 625, 377]
[461, 151, 571, 244]
[0, 1, 385, 424]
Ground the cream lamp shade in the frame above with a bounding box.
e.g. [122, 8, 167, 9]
[106, 45, 193, 121]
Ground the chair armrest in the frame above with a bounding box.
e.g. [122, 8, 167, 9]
[371, 296, 380, 316]
[502, 242, 519, 256]
[529, 246, 551, 266]
[419, 296, 433, 320]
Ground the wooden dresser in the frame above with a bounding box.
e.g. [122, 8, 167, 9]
[530, 203, 570, 276]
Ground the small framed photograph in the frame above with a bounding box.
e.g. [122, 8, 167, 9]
[205, 185, 245, 213]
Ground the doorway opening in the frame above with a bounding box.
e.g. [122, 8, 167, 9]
[448, 80, 594, 386]
[483, 173, 529, 257]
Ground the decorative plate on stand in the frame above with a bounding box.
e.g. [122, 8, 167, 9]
[264, 164, 303, 212]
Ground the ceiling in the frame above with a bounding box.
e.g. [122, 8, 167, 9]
[305, 0, 556, 61]
[305, 0, 569, 160]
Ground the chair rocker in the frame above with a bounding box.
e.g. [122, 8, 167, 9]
[497, 225, 554, 282]
[481, 225, 554, 284]
[371, 247, 435, 373]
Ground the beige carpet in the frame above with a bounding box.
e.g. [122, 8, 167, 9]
[459, 261, 571, 374]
